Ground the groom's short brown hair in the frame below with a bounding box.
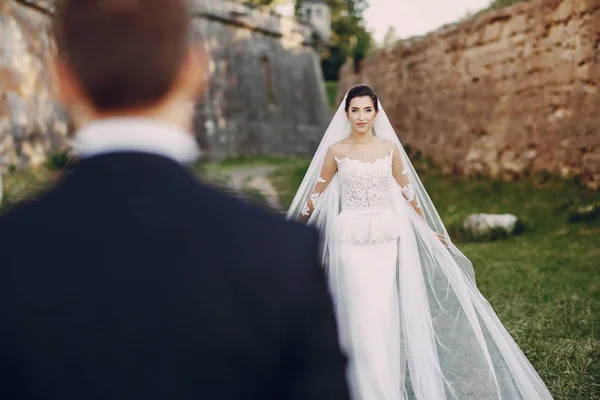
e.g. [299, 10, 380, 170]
[52, 0, 191, 111]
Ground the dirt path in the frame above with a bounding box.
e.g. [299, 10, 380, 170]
[226, 166, 281, 211]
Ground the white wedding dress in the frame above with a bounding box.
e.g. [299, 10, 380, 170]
[287, 97, 554, 400]
[333, 150, 404, 399]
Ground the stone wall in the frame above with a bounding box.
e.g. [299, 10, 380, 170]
[0, 0, 69, 171]
[192, 0, 331, 160]
[338, 0, 600, 188]
[0, 0, 330, 172]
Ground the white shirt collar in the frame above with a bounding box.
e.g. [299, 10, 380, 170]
[71, 117, 201, 164]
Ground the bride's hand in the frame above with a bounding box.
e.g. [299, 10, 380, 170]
[434, 232, 449, 247]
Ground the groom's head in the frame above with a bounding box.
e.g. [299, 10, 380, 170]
[51, 0, 206, 123]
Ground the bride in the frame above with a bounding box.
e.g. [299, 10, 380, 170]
[287, 84, 553, 400]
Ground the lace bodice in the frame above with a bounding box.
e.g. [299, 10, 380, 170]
[335, 149, 393, 210]
[299, 145, 418, 243]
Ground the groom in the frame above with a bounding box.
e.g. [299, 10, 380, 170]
[0, 0, 349, 399]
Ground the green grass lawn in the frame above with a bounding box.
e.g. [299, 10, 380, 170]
[0, 155, 290, 214]
[271, 157, 600, 399]
[2, 155, 599, 398]
[0, 166, 59, 214]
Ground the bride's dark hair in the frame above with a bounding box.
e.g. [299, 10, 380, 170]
[344, 84, 379, 112]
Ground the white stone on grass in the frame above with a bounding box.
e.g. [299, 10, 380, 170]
[463, 213, 519, 237]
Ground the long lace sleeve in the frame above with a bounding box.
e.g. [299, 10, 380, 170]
[299, 148, 337, 222]
[391, 144, 423, 218]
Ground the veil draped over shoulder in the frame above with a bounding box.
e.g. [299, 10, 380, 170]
[286, 94, 553, 399]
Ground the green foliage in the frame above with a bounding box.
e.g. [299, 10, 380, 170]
[243, 0, 277, 6]
[1, 152, 74, 214]
[269, 158, 311, 208]
[318, 0, 374, 80]
[325, 80, 339, 108]
[45, 151, 72, 171]
[0, 167, 60, 214]
[294, 0, 303, 16]
[351, 31, 373, 72]
[489, 0, 528, 8]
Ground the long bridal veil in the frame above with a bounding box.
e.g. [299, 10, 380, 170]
[286, 95, 553, 399]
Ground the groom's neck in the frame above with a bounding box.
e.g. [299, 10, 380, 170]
[79, 98, 195, 133]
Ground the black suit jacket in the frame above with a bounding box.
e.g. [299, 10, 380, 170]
[0, 152, 349, 400]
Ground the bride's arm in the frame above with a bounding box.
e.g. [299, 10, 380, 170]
[390, 144, 424, 219]
[390, 144, 448, 245]
[299, 148, 337, 222]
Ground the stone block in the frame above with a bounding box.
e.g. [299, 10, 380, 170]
[552, 0, 574, 22]
[482, 22, 503, 42]
[583, 153, 600, 173]
[505, 14, 528, 35]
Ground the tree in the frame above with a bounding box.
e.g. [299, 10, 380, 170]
[316, 0, 374, 80]
[294, 0, 303, 16]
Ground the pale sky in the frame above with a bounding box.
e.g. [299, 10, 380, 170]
[364, 0, 492, 43]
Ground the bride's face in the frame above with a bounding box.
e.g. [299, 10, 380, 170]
[347, 96, 377, 134]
